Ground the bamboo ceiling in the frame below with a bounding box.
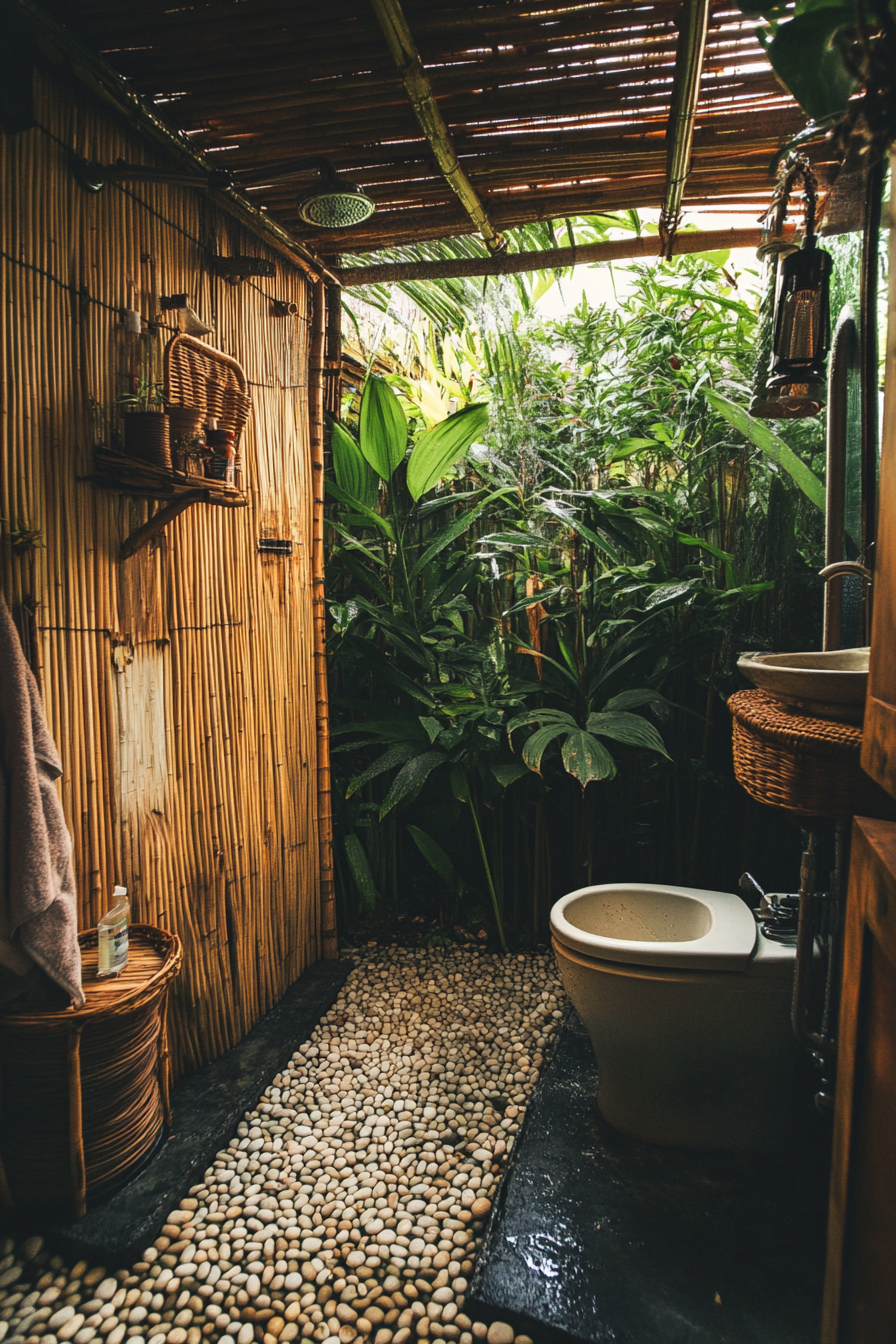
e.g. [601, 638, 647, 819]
[54, 0, 811, 255]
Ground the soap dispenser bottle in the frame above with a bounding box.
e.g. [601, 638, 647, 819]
[97, 886, 130, 977]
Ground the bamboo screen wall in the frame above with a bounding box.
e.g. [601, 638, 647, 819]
[0, 67, 324, 1075]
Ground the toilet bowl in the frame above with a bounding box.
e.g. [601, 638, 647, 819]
[551, 883, 807, 1150]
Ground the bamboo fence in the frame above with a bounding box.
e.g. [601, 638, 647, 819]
[0, 67, 330, 1076]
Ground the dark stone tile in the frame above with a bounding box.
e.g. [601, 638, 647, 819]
[469, 1011, 829, 1344]
[37, 957, 353, 1264]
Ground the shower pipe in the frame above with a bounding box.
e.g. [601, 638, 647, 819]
[792, 830, 826, 1057]
[791, 823, 848, 1101]
[823, 310, 858, 652]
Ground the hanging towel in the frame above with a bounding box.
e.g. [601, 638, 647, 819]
[0, 596, 84, 1007]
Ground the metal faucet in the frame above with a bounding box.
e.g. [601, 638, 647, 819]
[819, 560, 872, 584]
[820, 561, 872, 651]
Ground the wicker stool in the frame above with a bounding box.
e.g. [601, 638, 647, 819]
[0, 924, 182, 1217]
[729, 689, 896, 820]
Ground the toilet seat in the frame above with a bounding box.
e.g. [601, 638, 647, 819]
[551, 882, 758, 972]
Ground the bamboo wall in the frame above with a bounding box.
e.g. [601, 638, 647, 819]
[0, 66, 325, 1075]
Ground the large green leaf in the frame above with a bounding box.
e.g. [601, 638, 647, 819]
[328, 520, 389, 568]
[331, 419, 379, 508]
[449, 764, 470, 803]
[410, 489, 509, 580]
[603, 689, 668, 714]
[344, 834, 378, 912]
[346, 743, 416, 798]
[507, 707, 577, 737]
[359, 376, 408, 480]
[491, 760, 529, 789]
[406, 403, 490, 500]
[705, 391, 826, 512]
[561, 730, 617, 786]
[521, 724, 570, 773]
[407, 824, 456, 886]
[587, 711, 670, 758]
[380, 751, 447, 817]
[326, 478, 396, 540]
[764, 8, 858, 122]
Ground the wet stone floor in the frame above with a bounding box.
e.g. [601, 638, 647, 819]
[0, 947, 566, 1344]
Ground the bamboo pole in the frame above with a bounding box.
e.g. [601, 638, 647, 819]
[337, 226, 783, 286]
[370, 0, 505, 254]
[310, 280, 338, 959]
[325, 285, 343, 419]
[659, 0, 711, 255]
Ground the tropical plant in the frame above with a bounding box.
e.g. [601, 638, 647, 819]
[737, 0, 896, 166]
[326, 246, 827, 948]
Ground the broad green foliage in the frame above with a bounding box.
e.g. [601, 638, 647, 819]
[331, 419, 379, 508]
[705, 391, 827, 513]
[359, 377, 407, 479]
[734, 0, 896, 138]
[327, 240, 826, 947]
[407, 403, 490, 500]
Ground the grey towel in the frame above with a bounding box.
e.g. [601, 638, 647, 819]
[0, 596, 84, 1007]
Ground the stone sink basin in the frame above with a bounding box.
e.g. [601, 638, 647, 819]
[737, 647, 870, 724]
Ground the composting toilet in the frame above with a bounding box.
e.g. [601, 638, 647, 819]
[551, 883, 806, 1150]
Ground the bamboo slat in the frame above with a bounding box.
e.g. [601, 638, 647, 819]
[0, 66, 326, 1077]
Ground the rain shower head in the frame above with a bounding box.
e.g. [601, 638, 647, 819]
[295, 162, 376, 230]
[233, 156, 376, 230]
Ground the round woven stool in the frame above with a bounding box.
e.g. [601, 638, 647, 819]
[729, 689, 896, 820]
[0, 924, 182, 1217]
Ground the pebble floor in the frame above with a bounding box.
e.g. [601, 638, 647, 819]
[0, 946, 566, 1344]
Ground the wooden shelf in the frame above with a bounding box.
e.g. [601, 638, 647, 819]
[90, 447, 248, 558]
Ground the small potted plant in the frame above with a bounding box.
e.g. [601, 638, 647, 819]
[119, 372, 171, 470]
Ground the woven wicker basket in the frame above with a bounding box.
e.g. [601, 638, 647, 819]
[729, 689, 895, 820]
[164, 334, 251, 448]
[0, 924, 182, 1217]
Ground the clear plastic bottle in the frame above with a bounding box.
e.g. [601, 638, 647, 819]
[97, 886, 130, 977]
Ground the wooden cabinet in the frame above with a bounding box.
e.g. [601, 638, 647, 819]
[862, 156, 896, 795]
[823, 152, 896, 1344]
[823, 818, 896, 1342]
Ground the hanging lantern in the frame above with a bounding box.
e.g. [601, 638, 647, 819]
[751, 159, 833, 419]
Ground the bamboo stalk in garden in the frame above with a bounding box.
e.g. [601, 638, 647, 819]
[311, 280, 338, 959]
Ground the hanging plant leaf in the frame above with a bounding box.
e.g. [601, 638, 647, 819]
[449, 763, 471, 803]
[586, 711, 671, 759]
[410, 488, 510, 579]
[331, 419, 379, 509]
[521, 723, 572, 773]
[326, 478, 396, 540]
[704, 391, 826, 512]
[359, 376, 408, 479]
[491, 760, 530, 789]
[380, 751, 447, 818]
[763, 7, 859, 123]
[406, 403, 490, 500]
[344, 834, 379, 912]
[407, 824, 456, 886]
[561, 730, 617, 787]
[346, 742, 416, 798]
[603, 689, 669, 715]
